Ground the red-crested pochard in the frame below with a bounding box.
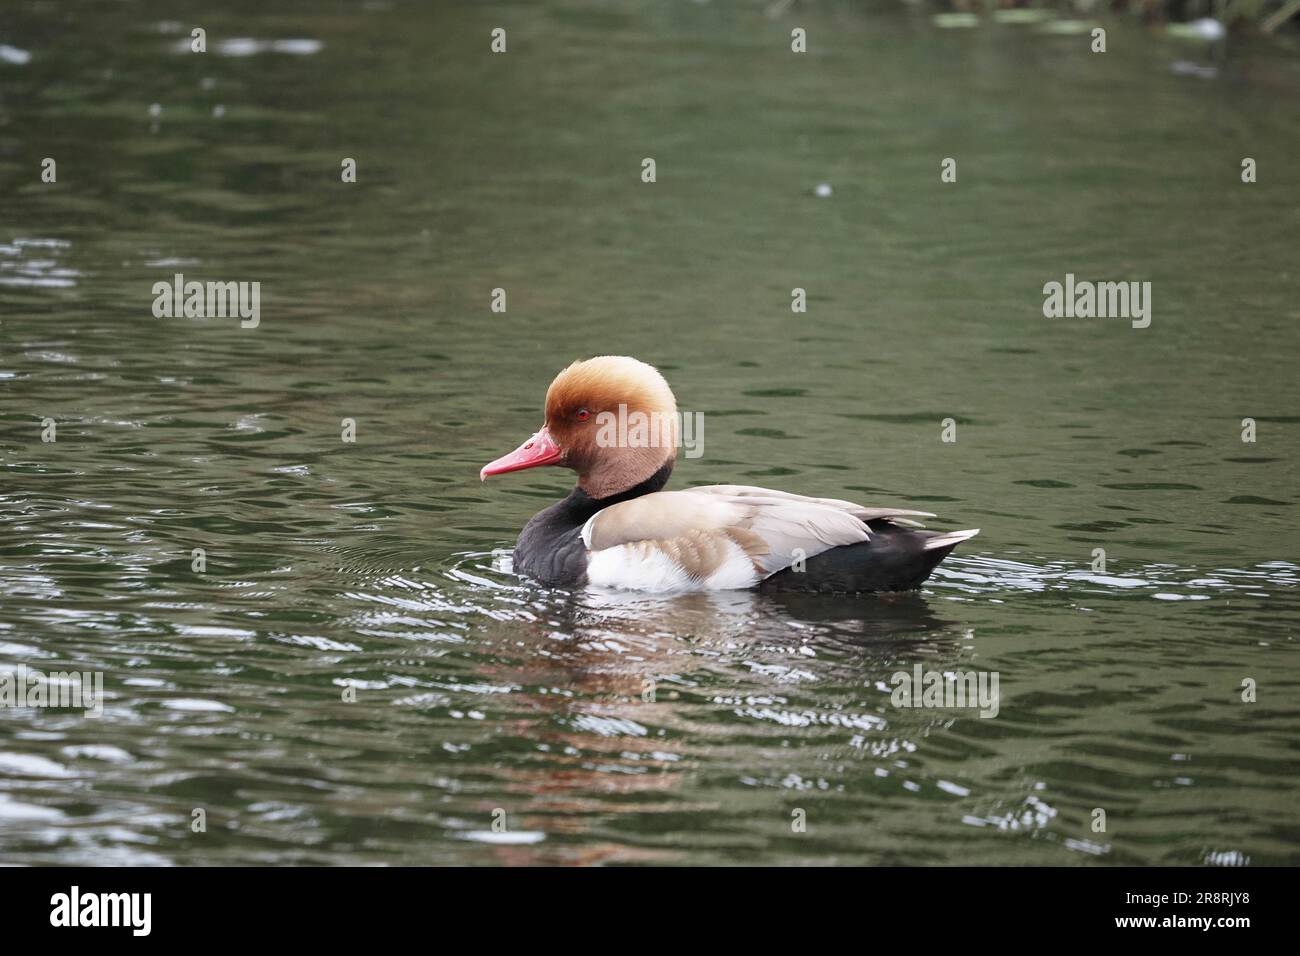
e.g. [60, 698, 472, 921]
[480, 356, 979, 593]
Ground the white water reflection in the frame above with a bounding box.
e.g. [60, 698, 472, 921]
[933, 555, 1299, 598]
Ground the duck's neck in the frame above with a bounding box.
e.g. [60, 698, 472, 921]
[572, 459, 672, 517]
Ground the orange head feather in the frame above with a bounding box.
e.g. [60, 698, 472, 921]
[545, 356, 679, 498]
[481, 356, 680, 498]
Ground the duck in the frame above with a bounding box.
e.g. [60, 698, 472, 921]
[480, 356, 980, 593]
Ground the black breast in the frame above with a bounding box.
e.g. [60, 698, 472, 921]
[514, 508, 589, 586]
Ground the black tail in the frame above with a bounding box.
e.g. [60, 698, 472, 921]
[759, 521, 979, 594]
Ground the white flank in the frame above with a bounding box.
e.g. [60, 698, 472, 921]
[586, 539, 761, 593]
[703, 539, 764, 590]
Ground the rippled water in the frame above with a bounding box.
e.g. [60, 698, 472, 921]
[1, 1, 1298, 865]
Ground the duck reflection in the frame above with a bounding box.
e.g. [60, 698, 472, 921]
[461, 570, 967, 864]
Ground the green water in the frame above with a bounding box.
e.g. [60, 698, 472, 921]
[1, 0, 1298, 865]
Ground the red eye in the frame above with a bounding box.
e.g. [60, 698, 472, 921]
[576, 408, 590, 422]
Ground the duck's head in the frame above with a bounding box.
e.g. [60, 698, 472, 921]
[480, 355, 679, 499]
